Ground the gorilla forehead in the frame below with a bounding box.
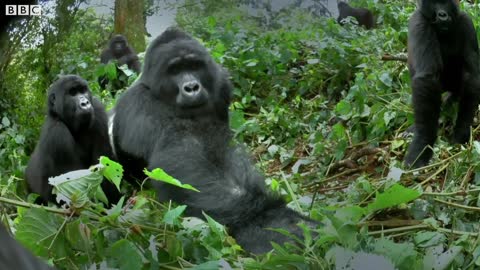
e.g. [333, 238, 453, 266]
[144, 39, 211, 73]
[111, 34, 126, 43]
[49, 75, 88, 94]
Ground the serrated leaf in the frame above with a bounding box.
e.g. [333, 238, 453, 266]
[423, 245, 462, 270]
[15, 208, 66, 258]
[144, 168, 200, 192]
[326, 246, 396, 270]
[65, 220, 91, 252]
[107, 239, 143, 270]
[366, 184, 421, 213]
[373, 238, 417, 268]
[99, 156, 122, 191]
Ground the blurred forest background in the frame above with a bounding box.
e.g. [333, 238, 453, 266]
[3, 0, 480, 269]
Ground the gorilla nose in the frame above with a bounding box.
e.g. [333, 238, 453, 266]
[182, 81, 201, 95]
[437, 10, 448, 21]
[79, 97, 91, 109]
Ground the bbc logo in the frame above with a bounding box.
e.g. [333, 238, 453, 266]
[5, 5, 42, 16]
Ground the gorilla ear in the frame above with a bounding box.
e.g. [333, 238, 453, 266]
[48, 93, 56, 108]
[48, 93, 58, 116]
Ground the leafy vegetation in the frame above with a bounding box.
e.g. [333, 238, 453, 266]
[3, 0, 480, 269]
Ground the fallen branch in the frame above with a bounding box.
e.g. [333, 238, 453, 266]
[381, 54, 407, 62]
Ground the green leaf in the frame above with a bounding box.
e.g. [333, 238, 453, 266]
[423, 245, 462, 270]
[49, 169, 104, 207]
[414, 232, 445, 248]
[107, 239, 143, 270]
[16, 208, 66, 258]
[335, 100, 352, 119]
[163, 205, 187, 226]
[105, 62, 118, 80]
[366, 184, 421, 213]
[229, 110, 245, 130]
[99, 156, 122, 191]
[144, 168, 200, 192]
[373, 238, 418, 268]
[2, 116, 10, 127]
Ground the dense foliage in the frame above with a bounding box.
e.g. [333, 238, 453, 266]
[3, 0, 480, 269]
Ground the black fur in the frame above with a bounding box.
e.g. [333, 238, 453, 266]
[112, 28, 317, 253]
[0, 225, 53, 270]
[337, 1, 374, 29]
[25, 75, 119, 204]
[405, 0, 480, 168]
[98, 35, 141, 92]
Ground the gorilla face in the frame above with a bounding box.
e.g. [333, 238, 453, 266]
[141, 34, 224, 119]
[48, 75, 94, 132]
[110, 35, 128, 57]
[419, 0, 459, 31]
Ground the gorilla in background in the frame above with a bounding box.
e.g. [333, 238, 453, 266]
[0, 225, 53, 270]
[98, 35, 141, 93]
[337, 1, 374, 29]
[111, 28, 318, 253]
[25, 75, 119, 204]
[404, 0, 480, 168]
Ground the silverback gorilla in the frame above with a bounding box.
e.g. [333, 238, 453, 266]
[111, 28, 318, 253]
[404, 0, 480, 168]
[337, 1, 374, 29]
[98, 35, 141, 92]
[26, 75, 119, 204]
[0, 225, 53, 270]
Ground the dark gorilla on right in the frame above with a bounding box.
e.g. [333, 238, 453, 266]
[405, 0, 480, 168]
[112, 28, 318, 254]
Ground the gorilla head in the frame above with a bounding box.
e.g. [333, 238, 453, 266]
[109, 35, 131, 58]
[140, 28, 231, 121]
[48, 75, 94, 132]
[417, 0, 459, 31]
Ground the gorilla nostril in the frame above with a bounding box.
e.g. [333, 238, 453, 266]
[192, 83, 199, 91]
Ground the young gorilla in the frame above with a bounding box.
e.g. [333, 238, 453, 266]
[0, 225, 54, 270]
[112, 28, 318, 254]
[98, 35, 141, 93]
[26, 75, 119, 204]
[405, 0, 480, 168]
[337, 1, 375, 29]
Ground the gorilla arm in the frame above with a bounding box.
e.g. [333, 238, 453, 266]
[25, 120, 83, 201]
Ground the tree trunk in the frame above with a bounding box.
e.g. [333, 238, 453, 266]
[114, 0, 146, 53]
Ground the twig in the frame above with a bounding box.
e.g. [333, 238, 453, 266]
[423, 188, 480, 197]
[415, 162, 449, 188]
[368, 224, 428, 236]
[434, 198, 480, 212]
[363, 219, 422, 227]
[0, 197, 71, 215]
